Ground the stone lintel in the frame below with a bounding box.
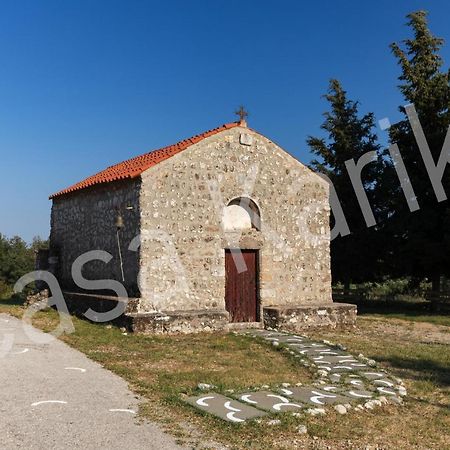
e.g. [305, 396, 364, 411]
[263, 303, 357, 331]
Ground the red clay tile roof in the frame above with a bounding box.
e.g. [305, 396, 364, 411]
[50, 122, 240, 199]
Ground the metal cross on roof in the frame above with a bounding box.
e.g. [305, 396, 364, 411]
[235, 106, 248, 123]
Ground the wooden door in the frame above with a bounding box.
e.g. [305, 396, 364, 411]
[225, 249, 258, 322]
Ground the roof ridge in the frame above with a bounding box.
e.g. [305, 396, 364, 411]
[50, 122, 240, 199]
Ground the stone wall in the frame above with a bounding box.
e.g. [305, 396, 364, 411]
[263, 304, 357, 331]
[126, 310, 230, 334]
[50, 179, 141, 295]
[138, 125, 332, 314]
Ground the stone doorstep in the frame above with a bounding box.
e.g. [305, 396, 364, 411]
[263, 302, 357, 315]
[263, 302, 357, 331]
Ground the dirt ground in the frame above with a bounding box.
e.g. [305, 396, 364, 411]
[353, 317, 450, 345]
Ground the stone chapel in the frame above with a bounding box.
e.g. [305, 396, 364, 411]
[49, 118, 356, 333]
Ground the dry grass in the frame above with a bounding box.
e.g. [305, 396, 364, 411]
[1, 298, 449, 449]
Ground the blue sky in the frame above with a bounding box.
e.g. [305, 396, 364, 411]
[1, 0, 449, 242]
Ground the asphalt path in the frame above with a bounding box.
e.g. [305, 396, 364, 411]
[0, 313, 184, 450]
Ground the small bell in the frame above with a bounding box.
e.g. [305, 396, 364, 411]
[115, 213, 124, 230]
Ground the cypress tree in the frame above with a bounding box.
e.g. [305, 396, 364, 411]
[307, 79, 384, 290]
[385, 10, 450, 291]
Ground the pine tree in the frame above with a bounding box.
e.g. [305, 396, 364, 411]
[385, 10, 450, 291]
[307, 79, 384, 289]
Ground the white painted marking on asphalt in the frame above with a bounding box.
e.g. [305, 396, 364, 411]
[280, 388, 293, 396]
[310, 390, 336, 405]
[196, 396, 214, 407]
[267, 394, 302, 411]
[65, 367, 87, 372]
[374, 380, 394, 387]
[224, 401, 240, 412]
[31, 400, 68, 406]
[109, 409, 136, 414]
[224, 401, 244, 422]
[364, 372, 385, 377]
[12, 348, 29, 354]
[273, 402, 302, 411]
[226, 411, 244, 422]
[240, 394, 257, 404]
[348, 390, 372, 398]
[377, 387, 396, 395]
[267, 394, 289, 403]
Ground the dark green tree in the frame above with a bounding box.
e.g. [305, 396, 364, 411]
[0, 234, 46, 295]
[0, 234, 34, 286]
[307, 79, 385, 290]
[30, 236, 49, 253]
[384, 10, 450, 291]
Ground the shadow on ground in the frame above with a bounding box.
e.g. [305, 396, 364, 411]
[336, 297, 450, 319]
[0, 295, 26, 306]
[376, 352, 450, 387]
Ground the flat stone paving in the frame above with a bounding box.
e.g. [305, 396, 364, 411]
[186, 329, 406, 423]
[185, 393, 267, 423]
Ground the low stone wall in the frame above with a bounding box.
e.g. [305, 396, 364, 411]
[263, 303, 357, 331]
[60, 292, 356, 333]
[25, 289, 50, 308]
[61, 291, 229, 332]
[125, 309, 230, 334]
[63, 291, 139, 323]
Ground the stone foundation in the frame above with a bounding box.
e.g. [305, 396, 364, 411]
[263, 303, 357, 331]
[63, 291, 139, 321]
[125, 309, 230, 334]
[61, 291, 356, 333]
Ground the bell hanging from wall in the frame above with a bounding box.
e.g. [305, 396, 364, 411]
[115, 213, 124, 230]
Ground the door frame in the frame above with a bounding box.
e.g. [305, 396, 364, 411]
[224, 248, 261, 323]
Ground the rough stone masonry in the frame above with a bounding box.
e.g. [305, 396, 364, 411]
[48, 120, 356, 332]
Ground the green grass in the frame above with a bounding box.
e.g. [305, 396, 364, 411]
[1, 297, 449, 449]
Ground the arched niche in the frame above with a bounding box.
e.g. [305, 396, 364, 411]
[222, 197, 261, 231]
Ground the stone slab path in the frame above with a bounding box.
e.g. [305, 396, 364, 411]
[186, 329, 406, 423]
[0, 314, 184, 450]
